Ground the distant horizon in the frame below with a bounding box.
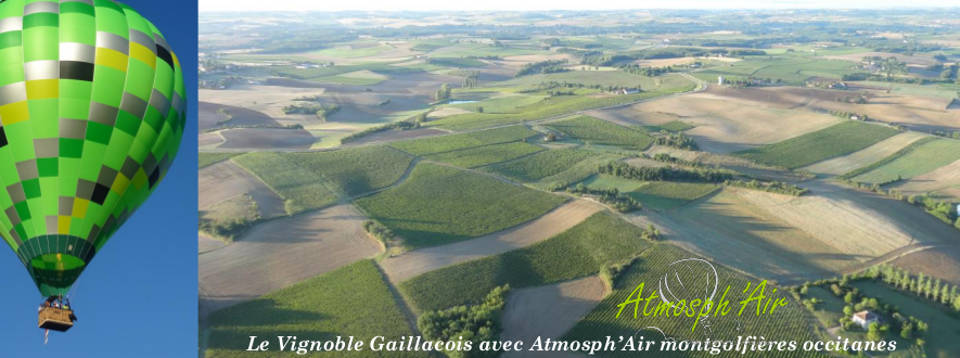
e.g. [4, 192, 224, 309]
[199, 0, 960, 13]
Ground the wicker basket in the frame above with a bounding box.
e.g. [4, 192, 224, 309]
[38, 307, 74, 332]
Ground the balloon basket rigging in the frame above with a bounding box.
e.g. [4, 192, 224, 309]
[38, 298, 76, 333]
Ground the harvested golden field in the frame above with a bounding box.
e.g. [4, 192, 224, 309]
[803, 131, 930, 175]
[651, 183, 956, 283]
[200, 86, 326, 118]
[712, 86, 958, 132]
[197, 160, 286, 219]
[198, 204, 381, 317]
[624, 92, 841, 152]
[500, 276, 608, 358]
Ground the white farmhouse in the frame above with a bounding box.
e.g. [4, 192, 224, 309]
[852, 310, 878, 330]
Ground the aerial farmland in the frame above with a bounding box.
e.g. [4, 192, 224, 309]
[197, 8, 960, 358]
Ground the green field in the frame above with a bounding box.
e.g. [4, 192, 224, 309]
[483, 148, 596, 182]
[582, 175, 720, 210]
[233, 146, 413, 213]
[448, 94, 547, 114]
[390, 125, 537, 156]
[692, 56, 856, 85]
[233, 152, 339, 214]
[199, 152, 241, 169]
[644, 120, 695, 133]
[564, 244, 819, 358]
[430, 79, 696, 131]
[802, 285, 847, 328]
[736, 121, 900, 169]
[354, 163, 566, 249]
[268, 62, 422, 83]
[499, 70, 678, 88]
[849, 138, 960, 184]
[311, 42, 392, 58]
[424, 141, 544, 168]
[426, 43, 542, 58]
[399, 212, 653, 311]
[288, 146, 415, 196]
[851, 281, 960, 358]
[204, 260, 424, 358]
[426, 56, 487, 68]
[580, 174, 649, 191]
[546, 115, 654, 150]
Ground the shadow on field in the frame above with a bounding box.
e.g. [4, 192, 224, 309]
[206, 298, 332, 329]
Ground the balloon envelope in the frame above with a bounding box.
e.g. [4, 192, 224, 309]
[0, 0, 186, 297]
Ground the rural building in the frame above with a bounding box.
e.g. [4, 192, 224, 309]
[620, 88, 640, 95]
[852, 310, 878, 329]
[717, 76, 724, 85]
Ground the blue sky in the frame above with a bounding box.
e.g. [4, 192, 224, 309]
[200, 0, 959, 12]
[0, 0, 198, 356]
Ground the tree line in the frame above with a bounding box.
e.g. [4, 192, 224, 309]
[597, 161, 733, 183]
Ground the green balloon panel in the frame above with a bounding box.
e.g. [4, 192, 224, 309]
[0, 0, 186, 297]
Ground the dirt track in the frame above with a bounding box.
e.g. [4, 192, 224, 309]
[198, 204, 381, 317]
[500, 276, 608, 358]
[803, 132, 929, 175]
[198, 160, 286, 219]
[381, 199, 605, 283]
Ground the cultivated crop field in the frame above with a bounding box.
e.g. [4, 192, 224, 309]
[483, 148, 599, 183]
[399, 212, 652, 311]
[199, 10, 960, 358]
[199, 204, 380, 316]
[691, 55, 856, 85]
[430, 83, 695, 131]
[847, 138, 960, 185]
[424, 141, 545, 168]
[891, 247, 960, 286]
[581, 175, 721, 210]
[802, 132, 929, 176]
[499, 71, 686, 89]
[199, 152, 242, 169]
[625, 92, 842, 153]
[354, 163, 566, 249]
[891, 158, 960, 199]
[630, 182, 721, 210]
[287, 146, 415, 196]
[232, 153, 341, 214]
[447, 94, 547, 113]
[735, 121, 900, 169]
[390, 125, 537, 155]
[546, 115, 655, 150]
[232, 147, 414, 212]
[564, 244, 819, 358]
[198, 160, 287, 219]
[380, 199, 606, 283]
[204, 260, 424, 358]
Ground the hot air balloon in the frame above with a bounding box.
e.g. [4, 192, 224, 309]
[0, 0, 185, 332]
